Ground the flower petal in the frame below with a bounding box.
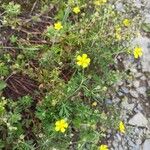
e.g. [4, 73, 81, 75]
[119, 121, 125, 133]
[55, 121, 60, 126]
[77, 61, 82, 66]
[60, 128, 65, 133]
[82, 54, 87, 59]
[82, 63, 88, 68]
[64, 122, 68, 128]
[85, 58, 91, 63]
[76, 55, 82, 61]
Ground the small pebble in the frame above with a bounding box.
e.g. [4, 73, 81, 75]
[130, 90, 139, 98]
[133, 80, 140, 88]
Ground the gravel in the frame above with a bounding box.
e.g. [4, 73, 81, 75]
[106, 1, 150, 149]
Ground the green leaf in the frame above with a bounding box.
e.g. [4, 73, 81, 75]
[141, 23, 150, 32]
[0, 80, 7, 91]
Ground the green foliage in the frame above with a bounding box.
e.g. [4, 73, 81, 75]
[141, 23, 150, 32]
[10, 35, 18, 43]
[2, 2, 21, 16]
[0, 81, 7, 91]
[0, 62, 9, 77]
[1, 2, 21, 28]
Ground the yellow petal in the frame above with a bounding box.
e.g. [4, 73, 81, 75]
[138, 51, 143, 57]
[134, 51, 139, 58]
[55, 121, 60, 126]
[85, 58, 91, 63]
[60, 128, 65, 133]
[82, 63, 88, 68]
[92, 102, 97, 106]
[73, 7, 80, 14]
[60, 119, 65, 124]
[82, 54, 87, 59]
[119, 121, 125, 133]
[77, 61, 82, 66]
[76, 55, 82, 61]
[99, 144, 108, 150]
[64, 122, 68, 128]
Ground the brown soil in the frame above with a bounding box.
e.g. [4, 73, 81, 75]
[3, 73, 40, 100]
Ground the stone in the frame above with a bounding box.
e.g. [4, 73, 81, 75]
[118, 145, 123, 150]
[130, 67, 138, 74]
[117, 91, 124, 97]
[128, 112, 148, 127]
[142, 139, 150, 150]
[121, 98, 135, 111]
[132, 145, 140, 150]
[116, 133, 122, 141]
[133, 80, 140, 88]
[140, 75, 147, 80]
[112, 141, 118, 148]
[105, 99, 113, 105]
[136, 86, 146, 95]
[130, 90, 139, 98]
[136, 139, 142, 145]
[134, 0, 143, 8]
[115, 2, 125, 12]
[113, 97, 121, 103]
[135, 72, 142, 78]
[137, 103, 143, 111]
[121, 87, 129, 94]
[148, 81, 150, 87]
[134, 107, 140, 113]
[144, 0, 150, 10]
[128, 140, 136, 147]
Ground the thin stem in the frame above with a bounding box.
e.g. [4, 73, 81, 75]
[66, 69, 85, 100]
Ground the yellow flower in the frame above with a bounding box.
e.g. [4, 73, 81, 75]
[123, 19, 131, 27]
[115, 25, 122, 40]
[92, 101, 97, 106]
[99, 144, 109, 150]
[94, 0, 107, 6]
[54, 22, 63, 30]
[73, 6, 80, 14]
[55, 119, 68, 133]
[119, 121, 125, 133]
[115, 32, 121, 41]
[76, 54, 91, 68]
[133, 47, 143, 58]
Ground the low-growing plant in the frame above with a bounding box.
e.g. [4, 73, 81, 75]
[0, 0, 142, 149]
